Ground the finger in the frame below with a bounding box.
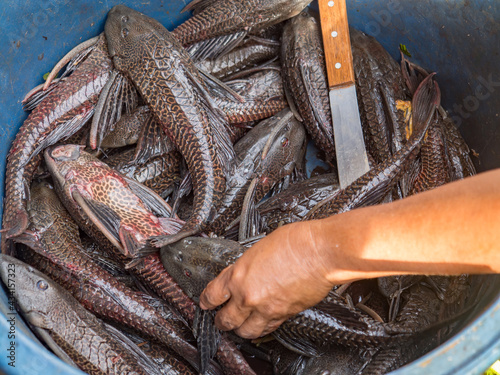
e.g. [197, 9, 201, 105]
[233, 312, 269, 339]
[199, 265, 233, 310]
[261, 319, 285, 337]
[214, 298, 251, 331]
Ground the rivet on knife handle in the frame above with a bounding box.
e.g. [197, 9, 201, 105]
[318, 0, 355, 89]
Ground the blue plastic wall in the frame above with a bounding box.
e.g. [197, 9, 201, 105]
[0, 1, 498, 374]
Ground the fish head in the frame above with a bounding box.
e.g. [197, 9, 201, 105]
[0, 255, 61, 323]
[259, 109, 307, 184]
[105, 5, 168, 71]
[27, 180, 65, 233]
[44, 144, 95, 186]
[288, 7, 318, 31]
[160, 237, 244, 300]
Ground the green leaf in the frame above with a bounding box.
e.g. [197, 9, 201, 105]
[43, 72, 50, 81]
[399, 44, 412, 57]
[485, 360, 500, 375]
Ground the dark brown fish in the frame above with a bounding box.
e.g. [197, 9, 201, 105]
[281, 10, 335, 164]
[44, 144, 182, 259]
[409, 122, 450, 194]
[172, 0, 312, 46]
[207, 109, 307, 236]
[256, 173, 339, 233]
[305, 74, 440, 221]
[350, 28, 411, 164]
[1, 34, 112, 245]
[13, 181, 219, 374]
[100, 105, 151, 148]
[104, 147, 181, 198]
[0, 255, 163, 375]
[105, 5, 235, 247]
[217, 68, 287, 123]
[196, 39, 280, 80]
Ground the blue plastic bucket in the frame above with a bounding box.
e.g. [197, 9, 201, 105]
[0, 1, 498, 374]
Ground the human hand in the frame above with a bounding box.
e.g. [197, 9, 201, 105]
[199, 221, 334, 339]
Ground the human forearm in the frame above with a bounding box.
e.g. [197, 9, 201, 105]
[314, 168, 500, 283]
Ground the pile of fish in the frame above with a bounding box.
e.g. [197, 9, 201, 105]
[0, 1, 480, 374]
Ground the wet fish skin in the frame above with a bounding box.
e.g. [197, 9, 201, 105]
[14, 181, 217, 373]
[173, 0, 312, 46]
[100, 105, 151, 148]
[44, 144, 178, 259]
[105, 148, 181, 198]
[0, 255, 162, 375]
[130, 253, 255, 375]
[1, 34, 112, 244]
[281, 10, 335, 164]
[196, 40, 279, 80]
[350, 28, 411, 164]
[105, 5, 234, 245]
[208, 109, 307, 236]
[257, 173, 339, 232]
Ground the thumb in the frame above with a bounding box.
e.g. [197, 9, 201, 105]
[199, 265, 233, 310]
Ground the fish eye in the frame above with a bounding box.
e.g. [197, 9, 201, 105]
[122, 28, 129, 38]
[184, 269, 192, 278]
[122, 15, 129, 22]
[281, 137, 289, 147]
[36, 280, 49, 291]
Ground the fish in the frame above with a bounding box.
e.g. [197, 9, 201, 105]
[172, 0, 312, 46]
[256, 173, 339, 233]
[13, 180, 222, 375]
[216, 67, 287, 124]
[196, 39, 280, 80]
[105, 5, 235, 247]
[0, 255, 164, 375]
[1, 34, 112, 247]
[104, 148, 181, 198]
[304, 73, 440, 221]
[207, 108, 307, 236]
[44, 144, 182, 259]
[281, 10, 335, 164]
[350, 28, 411, 165]
[100, 105, 151, 148]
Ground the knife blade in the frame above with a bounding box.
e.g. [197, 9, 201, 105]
[318, 0, 370, 189]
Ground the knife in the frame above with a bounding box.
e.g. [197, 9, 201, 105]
[318, 0, 370, 189]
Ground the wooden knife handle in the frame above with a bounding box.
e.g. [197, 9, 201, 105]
[318, 0, 355, 89]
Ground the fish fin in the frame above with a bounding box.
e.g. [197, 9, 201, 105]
[31, 327, 79, 368]
[400, 52, 430, 96]
[25, 311, 52, 330]
[72, 190, 123, 251]
[198, 68, 245, 103]
[148, 225, 200, 248]
[22, 78, 66, 112]
[272, 328, 318, 357]
[298, 64, 334, 143]
[184, 68, 236, 178]
[181, 0, 219, 14]
[188, 31, 247, 61]
[11, 231, 47, 253]
[26, 109, 94, 167]
[238, 177, 260, 241]
[194, 307, 221, 375]
[90, 71, 139, 149]
[158, 217, 185, 234]
[223, 58, 280, 81]
[314, 302, 369, 330]
[172, 172, 193, 215]
[284, 83, 305, 122]
[103, 323, 165, 375]
[123, 177, 173, 218]
[119, 226, 156, 259]
[133, 114, 176, 165]
[411, 73, 441, 139]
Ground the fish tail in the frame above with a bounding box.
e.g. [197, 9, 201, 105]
[410, 73, 441, 142]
